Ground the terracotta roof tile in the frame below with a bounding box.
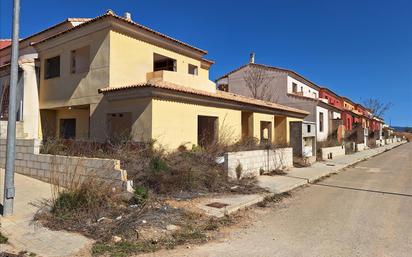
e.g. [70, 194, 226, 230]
[0, 39, 11, 49]
[99, 81, 309, 116]
[0, 19, 90, 52]
[32, 11, 208, 55]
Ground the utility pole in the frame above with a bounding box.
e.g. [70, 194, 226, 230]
[3, 0, 20, 216]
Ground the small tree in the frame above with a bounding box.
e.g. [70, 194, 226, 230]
[243, 65, 279, 101]
[362, 98, 392, 118]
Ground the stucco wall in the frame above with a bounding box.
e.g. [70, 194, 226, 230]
[224, 148, 293, 179]
[220, 66, 288, 103]
[55, 108, 90, 139]
[316, 105, 329, 141]
[287, 76, 319, 98]
[38, 28, 110, 110]
[252, 113, 275, 141]
[151, 98, 242, 149]
[104, 97, 153, 142]
[320, 145, 345, 160]
[109, 31, 213, 92]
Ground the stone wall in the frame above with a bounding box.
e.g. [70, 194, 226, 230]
[320, 145, 345, 160]
[224, 148, 293, 180]
[0, 139, 129, 190]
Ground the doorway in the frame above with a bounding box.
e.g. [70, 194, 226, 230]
[198, 116, 218, 147]
[260, 121, 272, 144]
[59, 119, 76, 139]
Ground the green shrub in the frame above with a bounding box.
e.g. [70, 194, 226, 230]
[132, 185, 148, 206]
[149, 156, 168, 173]
[51, 180, 112, 220]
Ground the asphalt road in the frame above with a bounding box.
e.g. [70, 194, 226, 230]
[145, 143, 412, 257]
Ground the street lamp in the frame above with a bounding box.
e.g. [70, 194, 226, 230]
[3, 0, 21, 216]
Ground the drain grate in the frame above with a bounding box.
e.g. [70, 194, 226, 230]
[206, 202, 229, 209]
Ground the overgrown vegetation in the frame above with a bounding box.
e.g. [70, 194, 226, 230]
[34, 176, 240, 256]
[40, 136, 280, 196]
[36, 136, 283, 256]
[91, 215, 236, 257]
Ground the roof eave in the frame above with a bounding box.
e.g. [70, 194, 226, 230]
[31, 12, 208, 56]
[99, 85, 308, 118]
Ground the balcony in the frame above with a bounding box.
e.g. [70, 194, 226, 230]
[319, 98, 328, 104]
[352, 109, 362, 116]
[146, 70, 216, 93]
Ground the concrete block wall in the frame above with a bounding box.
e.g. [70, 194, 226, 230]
[0, 139, 128, 190]
[356, 143, 366, 151]
[0, 121, 26, 139]
[320, 145, 345, 160]
[224, 148, 293, 180]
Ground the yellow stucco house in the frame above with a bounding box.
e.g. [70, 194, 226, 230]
[2, 10, 308, 149]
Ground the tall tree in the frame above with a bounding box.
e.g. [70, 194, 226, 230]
[362, 98, 392, 118]
[243, 65, 279, 101]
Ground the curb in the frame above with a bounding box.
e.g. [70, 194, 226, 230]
[211, 141, 407, 217]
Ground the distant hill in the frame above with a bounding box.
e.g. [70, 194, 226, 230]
[393, 126, 412, 132]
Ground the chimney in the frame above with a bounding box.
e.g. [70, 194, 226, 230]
[124, 12, 132, 21]
[249, 52, 255, 64]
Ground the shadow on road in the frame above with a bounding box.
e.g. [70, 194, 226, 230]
[312, 183, 412, 198]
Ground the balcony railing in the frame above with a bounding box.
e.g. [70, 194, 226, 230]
[146, 70, 216, 93]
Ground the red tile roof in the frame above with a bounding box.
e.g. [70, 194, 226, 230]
[32, 10, 208, 55]
[98, 81, 309, 116]
[0, 39, 11, 49]
[0, 19, 91, 52]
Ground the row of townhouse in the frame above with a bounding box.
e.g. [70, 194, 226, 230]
[0, 10, 391, 159]
[216, 55, 387, 151]
[0, 10, 309, 150]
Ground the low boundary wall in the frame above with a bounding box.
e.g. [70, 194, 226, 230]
[0, 139, 128, 190]
[356, 143, 366, 152]
[320, 145, 345, 160]
[224, 148, 293, 180]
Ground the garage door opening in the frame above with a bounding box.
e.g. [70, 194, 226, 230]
[107, 112, 132, 141]
[198, 116, 218, 148]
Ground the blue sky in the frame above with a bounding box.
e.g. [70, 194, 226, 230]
[1, 0, 411, 126]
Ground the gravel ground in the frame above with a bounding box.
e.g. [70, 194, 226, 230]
[139, 143, 412, 257]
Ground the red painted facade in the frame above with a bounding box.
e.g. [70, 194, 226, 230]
[355, 104, 370, 129]
[319, 88, 342, 109]
[342, 111, 354, 131]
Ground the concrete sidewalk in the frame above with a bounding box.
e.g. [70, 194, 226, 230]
[198, 141, 407, 217]
[0, 172, 92, 256]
